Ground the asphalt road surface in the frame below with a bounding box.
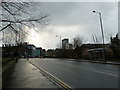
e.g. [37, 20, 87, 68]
[29, 58, 119, 88]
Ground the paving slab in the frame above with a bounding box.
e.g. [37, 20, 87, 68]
[4, 59, 59, 88]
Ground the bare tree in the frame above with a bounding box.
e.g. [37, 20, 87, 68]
[73, 35, 83, 58]
[105, 33, 115, 44]
[73, 35, 83, 49]
[92, 34, 99, 44]
[0, 1, 49, 44]
[92, 33, 103, 44]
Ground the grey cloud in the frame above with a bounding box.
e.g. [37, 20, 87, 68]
[40, 2, 117, 26]
[25, 2, 118, 49]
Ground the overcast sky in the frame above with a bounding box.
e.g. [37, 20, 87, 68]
[0, 1, 118, 49]
[25, 2, 118, 49]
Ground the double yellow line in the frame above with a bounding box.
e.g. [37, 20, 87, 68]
[28, 60, 74, 90]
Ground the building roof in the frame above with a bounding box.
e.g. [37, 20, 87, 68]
[86, 47, 109, 52]
[36, 47, 42, 49]
[62, 38, 68, 41]
[87, 48, 104, 52]
[28, 44, 36, 47]
[81, 44, 110, 49]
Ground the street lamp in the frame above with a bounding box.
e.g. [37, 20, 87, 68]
[56, 35, 62, 49]
[92, 10, 106, 62]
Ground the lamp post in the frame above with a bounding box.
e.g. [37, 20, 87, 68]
[92, 10, 106, 62]
[56, 35, 62, 49]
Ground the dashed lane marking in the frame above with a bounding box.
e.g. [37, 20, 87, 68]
[93, 70, 119, 77]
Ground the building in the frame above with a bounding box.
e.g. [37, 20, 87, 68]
[54, 48, 62, 58]
[118, 32, 120, 39]
[80, 44, 113, 60]
[110, 34, 120, 59]
[41, 49, 46, 57]
[27, 44, 36, 57]
[2, 42, 28, 58]
[18, 42, 28, 57]
[2, 42, 46, 58]
[67, 44, 73, 50]
[27, 44, 46, 58]
[62, 38, 73, 50]
[36, 47, 42, 57]
[87, 48, 105, 60]
[46, 49, 55, 57]
[62, 39, 69, 49]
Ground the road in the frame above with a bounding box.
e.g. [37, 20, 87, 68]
[29, 58, 119, 88]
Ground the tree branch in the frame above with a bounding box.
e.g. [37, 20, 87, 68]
[0, 23, 11, 31]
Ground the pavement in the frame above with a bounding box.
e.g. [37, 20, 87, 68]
[0, 61, 2, 90]
[90, 61, 120, 65]
[104, 61, 120, 65]
[72, 59, 120, 65]
[3, 59, 59, 88]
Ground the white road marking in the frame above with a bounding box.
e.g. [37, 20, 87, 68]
[28, 60, 74, 90]
[93, 70, 119, 77]
[32, 58, 119, 78]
